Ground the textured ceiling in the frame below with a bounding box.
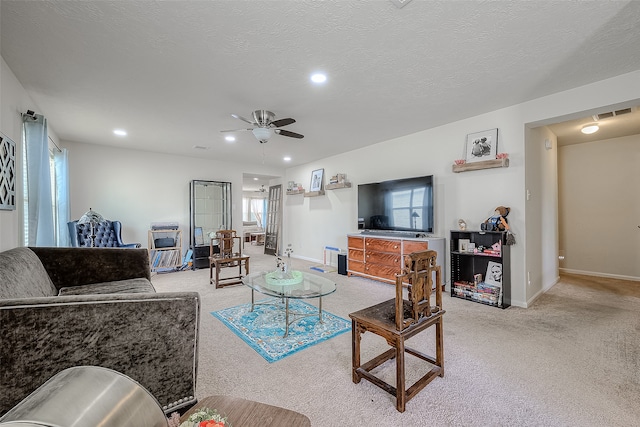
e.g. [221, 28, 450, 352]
[2, 0, 640, 173]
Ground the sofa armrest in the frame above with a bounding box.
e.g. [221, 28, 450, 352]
[29, 247, 151, 290]
[0, 292, 199, 416]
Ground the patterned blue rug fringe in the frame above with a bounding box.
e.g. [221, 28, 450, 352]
[212, 298, 351, 363]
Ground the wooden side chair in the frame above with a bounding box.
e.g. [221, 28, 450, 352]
[349, 250, 445, 412]
[215, 229, 241, 258]
[209, 230, 249, 288]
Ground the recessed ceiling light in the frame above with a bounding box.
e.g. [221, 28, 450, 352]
[310, 73, 327, 84]
[581, 124, 599, 134]
[253, 177, 258, 181]
[283, 156, 292, 162]
[225, 135, 236, 142]
[113, 129, 127, 136]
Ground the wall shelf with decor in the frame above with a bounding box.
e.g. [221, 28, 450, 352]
[304, 190, 325, 197]
[326, 173, 350, 190]
[452, 158, 509, 173]
[450, 230, 510, 308]
[148, 229, 183, 272]
[325, 182, 352, 190]
[286, 189, 305, 195]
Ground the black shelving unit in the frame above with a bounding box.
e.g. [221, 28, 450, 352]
[450, 230, 510, 308]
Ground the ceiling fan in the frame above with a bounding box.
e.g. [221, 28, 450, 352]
[221, 110, 304, 144]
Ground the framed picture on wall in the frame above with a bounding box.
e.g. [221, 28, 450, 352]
[465, 128, 498, 163]
[310, 168, 324, 192]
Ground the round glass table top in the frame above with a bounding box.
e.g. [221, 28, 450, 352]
[242, 270, 337, 299]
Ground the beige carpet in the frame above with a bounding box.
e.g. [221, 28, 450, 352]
[152, 245, 640, 426]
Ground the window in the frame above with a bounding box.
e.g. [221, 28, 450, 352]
[22, 131, 69, 246]
[390, 187, 426, 229]
[242, 196, 266, 227]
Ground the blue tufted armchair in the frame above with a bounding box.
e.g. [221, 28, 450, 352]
[68, 220, 141, 248]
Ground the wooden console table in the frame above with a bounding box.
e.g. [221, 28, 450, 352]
[347, 233, 446, 285]
[180, 395, 311, 427]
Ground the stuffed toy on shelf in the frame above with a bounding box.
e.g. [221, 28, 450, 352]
[481, 206, 516, 245]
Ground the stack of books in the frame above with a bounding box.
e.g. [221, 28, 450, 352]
[452, 280, 501, 306]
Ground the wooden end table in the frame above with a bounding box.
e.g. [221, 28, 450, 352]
[180, 395, 310, 427]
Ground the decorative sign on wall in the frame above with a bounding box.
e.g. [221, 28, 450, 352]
[0, 134, 16, 210]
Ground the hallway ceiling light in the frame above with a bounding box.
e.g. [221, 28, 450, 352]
[581, 124, 599, 134]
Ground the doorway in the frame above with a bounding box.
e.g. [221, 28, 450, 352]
[526, 102, 640, 297]
[242, 173, 281, 255]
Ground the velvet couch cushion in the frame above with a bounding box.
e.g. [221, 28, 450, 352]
[58, 278, 156, 296]
[0, 247, 57, 299]
[1, 292, 199, 416]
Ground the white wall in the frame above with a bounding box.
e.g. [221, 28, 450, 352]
[2, 48, 285, 254]
[284, 70, 640, 307]
[4, 46, 640, 305]
[524, 125, 559, 302]
[558, 134, 640, 279]
[0, 57, 65, 250]
[0, 57, 61, 251]
[0, 58, 23, 251]
[63, 140, 283, 253]
[284, 110, 525, 304]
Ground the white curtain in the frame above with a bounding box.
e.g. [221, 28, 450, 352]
[23, 114, 55, 246]
[250, 198, 264, 228]
[54, 148, 70, 246]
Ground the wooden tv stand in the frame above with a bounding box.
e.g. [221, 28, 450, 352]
[347, 233, 446, 285]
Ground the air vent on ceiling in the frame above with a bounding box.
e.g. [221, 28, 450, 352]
[592, 108, 632, 121]
[192, 145, 210, 150]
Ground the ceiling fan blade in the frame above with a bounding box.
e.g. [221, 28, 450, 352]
[275, 129, 304, 139]
[220, 128, 253, 133]
[271, 118, 296, 128]
[231, 114, 256, 125]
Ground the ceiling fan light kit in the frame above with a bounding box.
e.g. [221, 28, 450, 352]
[222, 109, 304, 144]
[252, 127, 273, 143]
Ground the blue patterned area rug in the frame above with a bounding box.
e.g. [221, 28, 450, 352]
[212, 299, 351, 363]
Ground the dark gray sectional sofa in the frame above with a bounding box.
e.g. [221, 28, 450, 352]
[0, 247, 200, 416]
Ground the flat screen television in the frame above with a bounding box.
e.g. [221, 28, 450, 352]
[358, 175, 434, 234]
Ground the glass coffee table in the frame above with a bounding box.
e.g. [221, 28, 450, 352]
[242, 270, 337, 337]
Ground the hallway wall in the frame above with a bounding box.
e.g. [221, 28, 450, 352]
[558, 133, 640, 279]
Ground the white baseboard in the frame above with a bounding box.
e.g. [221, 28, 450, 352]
[559, 268, 640, 282]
